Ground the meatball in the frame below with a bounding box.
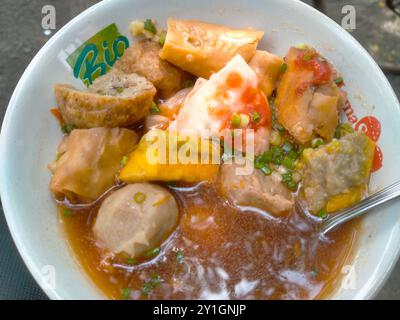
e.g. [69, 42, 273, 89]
[219, 162, 294, 216]
[93, 183, 179, 257]
[55, 69, 156, 128]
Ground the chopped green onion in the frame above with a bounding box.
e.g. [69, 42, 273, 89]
[270, 131, 282, 146]
[183, 79, 194, 88]
[144, 19, 157, 34]
[230, 113, 241, 127]
[317, 208, 328, 219]
[176, 250, 185, 263]
[292, 171, 302, 183]
[144, 247, 160, 258]
[141, 273, 162, 297]
[134, 192, 146, 204]
[260, 165, 272, 175]
[334, 123, 354, 139]
[150, 101, 160, 114]
[272, 156, 282, 165]
[255, 151, 272, 167]
[255, 156, 265, 169]
[296, 146, 304, 157]
[262, 150, 273, 163]
[286, 180, 298, 191]
[63, 209, 73, 217]
[120, 288, 131, 300]
[311, 137, 324, 148]
[158, 30, 167, 46]
[126, 257, 137, 265]
[279, 62, 288, 73]
[281, 172, 292, 184]
[282, 156, 296, 170]
[120, 155, 129, 166]
[334, 77, 344, 85]
[303, 51, 314, 61]
[281, 141, 293, 153]
[271, 146, 282, 157]
[115, 87, 124, 93]
[273, 122, 285, 133]
[252, 111, 261, 123]
[311, 269, 319, 277]
[61, 123, 75, 135]
[269, 97, 275, 106]
[287, 150, 298, 160]
[296, 43, 308, 50]
[240, 114, 250, 128]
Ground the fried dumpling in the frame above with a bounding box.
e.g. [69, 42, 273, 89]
[50, 127, 138, 203]
[275, 46, 345, 144]
[160, 19, 264, 78]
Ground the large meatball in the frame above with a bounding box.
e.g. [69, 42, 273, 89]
[219, 162, 294, 216]
[93, 183, 179, 257]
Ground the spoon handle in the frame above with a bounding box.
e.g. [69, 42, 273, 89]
[321, 180, 400, 235]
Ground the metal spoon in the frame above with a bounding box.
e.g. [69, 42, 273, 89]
[319, 180, 400, 235]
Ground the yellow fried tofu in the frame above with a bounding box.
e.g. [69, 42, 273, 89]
[275, 46, 345, 144]
[298, 132, 375, 214]
[159, 19, 264, 79]
[120, 129, 220, 183]
[249, 50, 284, 97]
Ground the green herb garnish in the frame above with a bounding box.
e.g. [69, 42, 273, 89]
[311, 269, 319, 278]
[230, 113, 241, 127]
[286, 180, 298, 191]
[134, 192, 146, 204]
[144, 247, 160, 258]
[317, 208, 328, 219]
[61, 123, 75, 135]
[260, 165, 272, 175]
[141, 273, 162, 297]
[176, 250, 185, 263]
[144, 19, 157, 34]
[303, 51, 314, 61]
[311, 137, 324, 148]
[282, 155, 296, 170]
[126, 257, 137, 265]
[115, 87, 124, 93]
[158, 30, 167, 46]
[120, 155, 129, 166]
[334, 77, 344, 85]
[252, 111, 261, 123]
[183, 79, 194, 88]
[120, 288, 131, 300]
[150, 101, 161, 114]
[63, 209, 73, 217]
[279, 62, 288, 73]
[281, 141, 293, 153]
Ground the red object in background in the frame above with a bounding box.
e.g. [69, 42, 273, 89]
[355, 116, 381, 142]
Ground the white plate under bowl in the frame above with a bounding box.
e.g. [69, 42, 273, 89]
[1, 0, 400, 300]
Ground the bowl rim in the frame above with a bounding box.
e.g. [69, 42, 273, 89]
[1, 0, 400, 300]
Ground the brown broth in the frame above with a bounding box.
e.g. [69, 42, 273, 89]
[59, 181, 360, 300]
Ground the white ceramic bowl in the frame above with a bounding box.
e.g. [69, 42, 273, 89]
[1, 0, 400, 300]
